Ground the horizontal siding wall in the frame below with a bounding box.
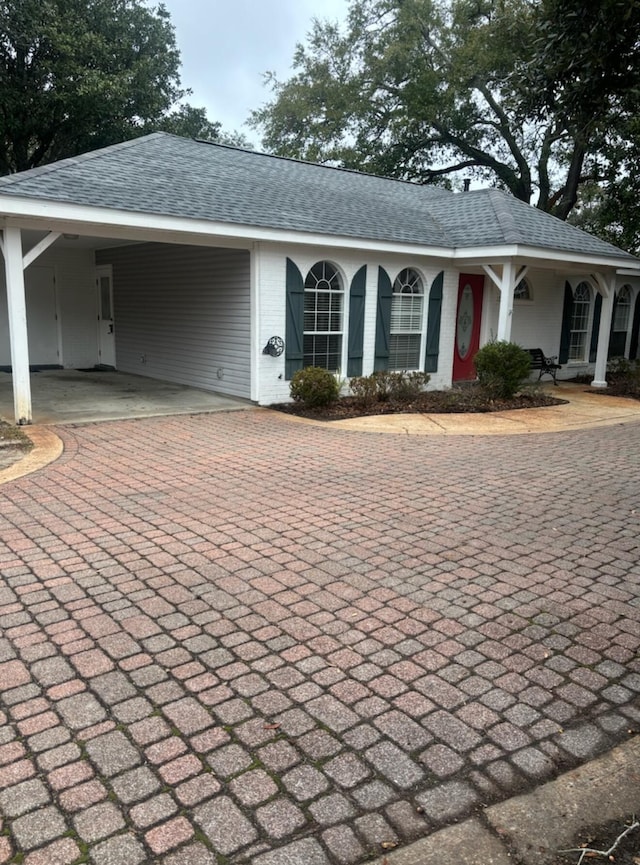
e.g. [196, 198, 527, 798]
[96, 243, 251, 398]
[51, 248, 99, 369]
[0, 246, 97, 369]
[485, 268, 582, 380]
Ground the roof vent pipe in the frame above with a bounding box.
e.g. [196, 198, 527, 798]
[463, 178, 470, 192]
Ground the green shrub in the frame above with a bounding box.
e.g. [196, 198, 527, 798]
[473, 341, 532, 399]
[350, 370, 430, 404]
[349, 374, 379, 407]
[391, 370, 430, 401]
[290, 366, 341, 407]
[607, 356, 640, 396]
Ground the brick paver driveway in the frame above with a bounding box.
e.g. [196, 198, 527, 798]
[1, 410, 639, 865]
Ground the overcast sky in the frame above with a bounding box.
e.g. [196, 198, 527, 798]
[161, 0, 350, 146]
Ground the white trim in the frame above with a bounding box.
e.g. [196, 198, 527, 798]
[481, 264, 501, 288]
[0, 196, 638, 272]
[23, 231, 61, 269]
[250, 243, 260, 402]
[496, 260, 516, 341]
[3, 227, 32, 423]
[592, 272, 616, 386]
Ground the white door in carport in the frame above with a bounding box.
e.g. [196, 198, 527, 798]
[96, 265, 116, 368]
[27, 266, 59, 366]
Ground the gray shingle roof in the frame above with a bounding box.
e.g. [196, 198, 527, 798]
[0, 132, 635, 263]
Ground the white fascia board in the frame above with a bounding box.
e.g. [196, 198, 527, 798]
[0, 195, 453, 258]
[453, 243, 640, 271]
[2, 195, 638, 271]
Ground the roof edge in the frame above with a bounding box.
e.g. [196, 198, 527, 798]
[0, 133, 168, 188]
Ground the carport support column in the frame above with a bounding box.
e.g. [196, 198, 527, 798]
[592, 274, 615, 388]
[3, 227, 32, 424]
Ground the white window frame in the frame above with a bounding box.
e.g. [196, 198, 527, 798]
[613, 284, 632, 334]
[303, 260, 344, 372]
[513, 277, 532, 302]
[569, 281, 592, 362]
[389, 267, 424, 371]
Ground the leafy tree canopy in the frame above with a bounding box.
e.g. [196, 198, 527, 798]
[0, 0, 231, 173]
[251, 0, 640, 239]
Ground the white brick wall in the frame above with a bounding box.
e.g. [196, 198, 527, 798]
[255, 242, 454, 405]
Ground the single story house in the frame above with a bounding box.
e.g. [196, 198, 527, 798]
[1, 132, 639, 424]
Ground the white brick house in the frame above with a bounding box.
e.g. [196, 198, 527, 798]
[1, 133, 639, 423]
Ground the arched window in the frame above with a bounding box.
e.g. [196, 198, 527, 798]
[609, 284, 632, 358]
[303, 261, 343, 371]
[389, 268, 424, 370]
[569, 281, 592, 361]
[614, 285, 632, 334]
[514, 278, 531, 300]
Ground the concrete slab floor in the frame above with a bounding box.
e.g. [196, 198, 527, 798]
[0, 368, 253, 425]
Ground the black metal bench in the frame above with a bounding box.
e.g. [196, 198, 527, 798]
[527, 348, 561, 385]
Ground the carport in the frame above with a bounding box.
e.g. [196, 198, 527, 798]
[0, 368, 251, 425]
[0, 220, 256, 424]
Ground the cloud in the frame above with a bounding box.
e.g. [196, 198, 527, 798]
[163, 0, 349, 137]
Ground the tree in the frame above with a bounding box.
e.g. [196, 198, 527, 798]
[523, 0, 640, 247]
[0, 0, 225, 174]
[250, 0, 640, 226]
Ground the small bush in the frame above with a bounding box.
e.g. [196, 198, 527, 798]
[607, 356, 640, 396]
[350, 370, 430, 405]
[473, 341, 532, 399]
[349, 374, 379, 407]
[392, 370, 430, 401]
[290, 366, 341, 407]
[371, 370, 396, 402]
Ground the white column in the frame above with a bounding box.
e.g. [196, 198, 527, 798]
[591, 276, 615, 388]
[496, 260, 515, 342]
[3, 227, 32, 424]
[250, 242, 260, 402]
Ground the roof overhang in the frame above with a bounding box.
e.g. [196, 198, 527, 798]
[451, 244, 640, 274]
[0, 194, 638, 275]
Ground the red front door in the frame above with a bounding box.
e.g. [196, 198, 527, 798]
[453, 274, 484, 381]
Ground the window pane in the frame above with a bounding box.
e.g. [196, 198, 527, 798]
[569, 332, 586, 361]
[389, 334, 421, 370]
[303, 261, 343, 371]
[100, 276, 112, 321]
[303, 334, 342, 371]
[391, 295, 423, 331]
[390, 278, 423, 370]
[614, 287, 631, 332]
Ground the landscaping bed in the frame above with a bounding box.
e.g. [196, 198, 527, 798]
[0, 420, 33, 449]
[271, 384, 567, 422]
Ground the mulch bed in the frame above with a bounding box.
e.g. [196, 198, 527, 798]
[0, 421, 33, 448]
[271, 387, 568, 422]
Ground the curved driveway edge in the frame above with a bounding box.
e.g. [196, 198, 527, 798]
[0, 426, 63, 486]
[274, 386, 640, 436]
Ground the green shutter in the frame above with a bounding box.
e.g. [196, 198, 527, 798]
[347, 265, 366, 377]
[558, 282, 573, 364]
[374, 267, 392, 371]
[424, 271, 444, 373]
[630, 293, 640, 360]
[589, 292, 602, 363]
[285, 258, 305, 380]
